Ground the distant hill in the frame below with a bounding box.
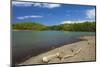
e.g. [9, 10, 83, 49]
[12, 22, 47, 31]
[12, 22, 96, 32]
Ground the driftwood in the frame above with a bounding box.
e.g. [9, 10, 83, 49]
[61, 48, 81, 61]
[42, 48, 82, 63]
[42, 52, 60, 63]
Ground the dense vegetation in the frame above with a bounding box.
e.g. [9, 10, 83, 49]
[12, 22, 96, 32]
[12, 22, 47, 31]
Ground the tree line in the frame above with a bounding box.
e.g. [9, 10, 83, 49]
[12, 22, 47, 31]
[12, 22, 96, 32]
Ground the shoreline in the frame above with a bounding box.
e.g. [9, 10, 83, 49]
[19, 35, 96, 65]
[12, 30, 95, 32]
[14, 35, 82, 64]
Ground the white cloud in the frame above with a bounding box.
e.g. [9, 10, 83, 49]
[60, 21, 74, 24]
[32, 3, 61, 8]
[86, 9, 95, 21]
[12, 1, 61, 8]
[60, 20, 93, 24]
[42, 3, 61, 8]
[33, 3, 41, 7]
[12, 1, 33, 7]
[17, 15, 43, 20]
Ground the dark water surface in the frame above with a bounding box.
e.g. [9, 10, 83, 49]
[12, 31, 95, 64]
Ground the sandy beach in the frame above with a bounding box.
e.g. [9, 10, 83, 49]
[19, 36, 96, 65]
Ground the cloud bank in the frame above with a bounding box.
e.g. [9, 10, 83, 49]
[17, 15, 43, 20]
[60, 8, 95, 24]
[60, 20, 86, 24]
[60, 20, 94, 24]
[12, 1, 33, 7]
[86, 8, 95, 21]
[12, 1, 61, 8]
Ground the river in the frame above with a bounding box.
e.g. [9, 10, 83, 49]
[12, 31, 95, 64]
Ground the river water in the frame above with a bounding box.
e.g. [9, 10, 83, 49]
[12, 31, 95, 64]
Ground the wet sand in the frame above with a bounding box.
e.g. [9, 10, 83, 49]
[19, 36, 96, 65]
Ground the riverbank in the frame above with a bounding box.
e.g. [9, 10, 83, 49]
[12, 29, 32, 31]
[19, 36, 96, 65]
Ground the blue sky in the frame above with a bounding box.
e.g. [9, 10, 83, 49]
[12, 1, 96, 26]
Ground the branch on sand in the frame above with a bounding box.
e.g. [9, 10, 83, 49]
[42, 48, 82, 63]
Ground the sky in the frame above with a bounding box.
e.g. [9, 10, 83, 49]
[12, 1, 96, 26]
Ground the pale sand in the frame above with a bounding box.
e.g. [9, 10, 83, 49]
[19, 36, 96, 65]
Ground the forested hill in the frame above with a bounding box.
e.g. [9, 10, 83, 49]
[12, 22, 47, 31]
[12, 22, 96, 32]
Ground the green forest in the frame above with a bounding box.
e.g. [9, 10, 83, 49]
[12, 22, 96, 32]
